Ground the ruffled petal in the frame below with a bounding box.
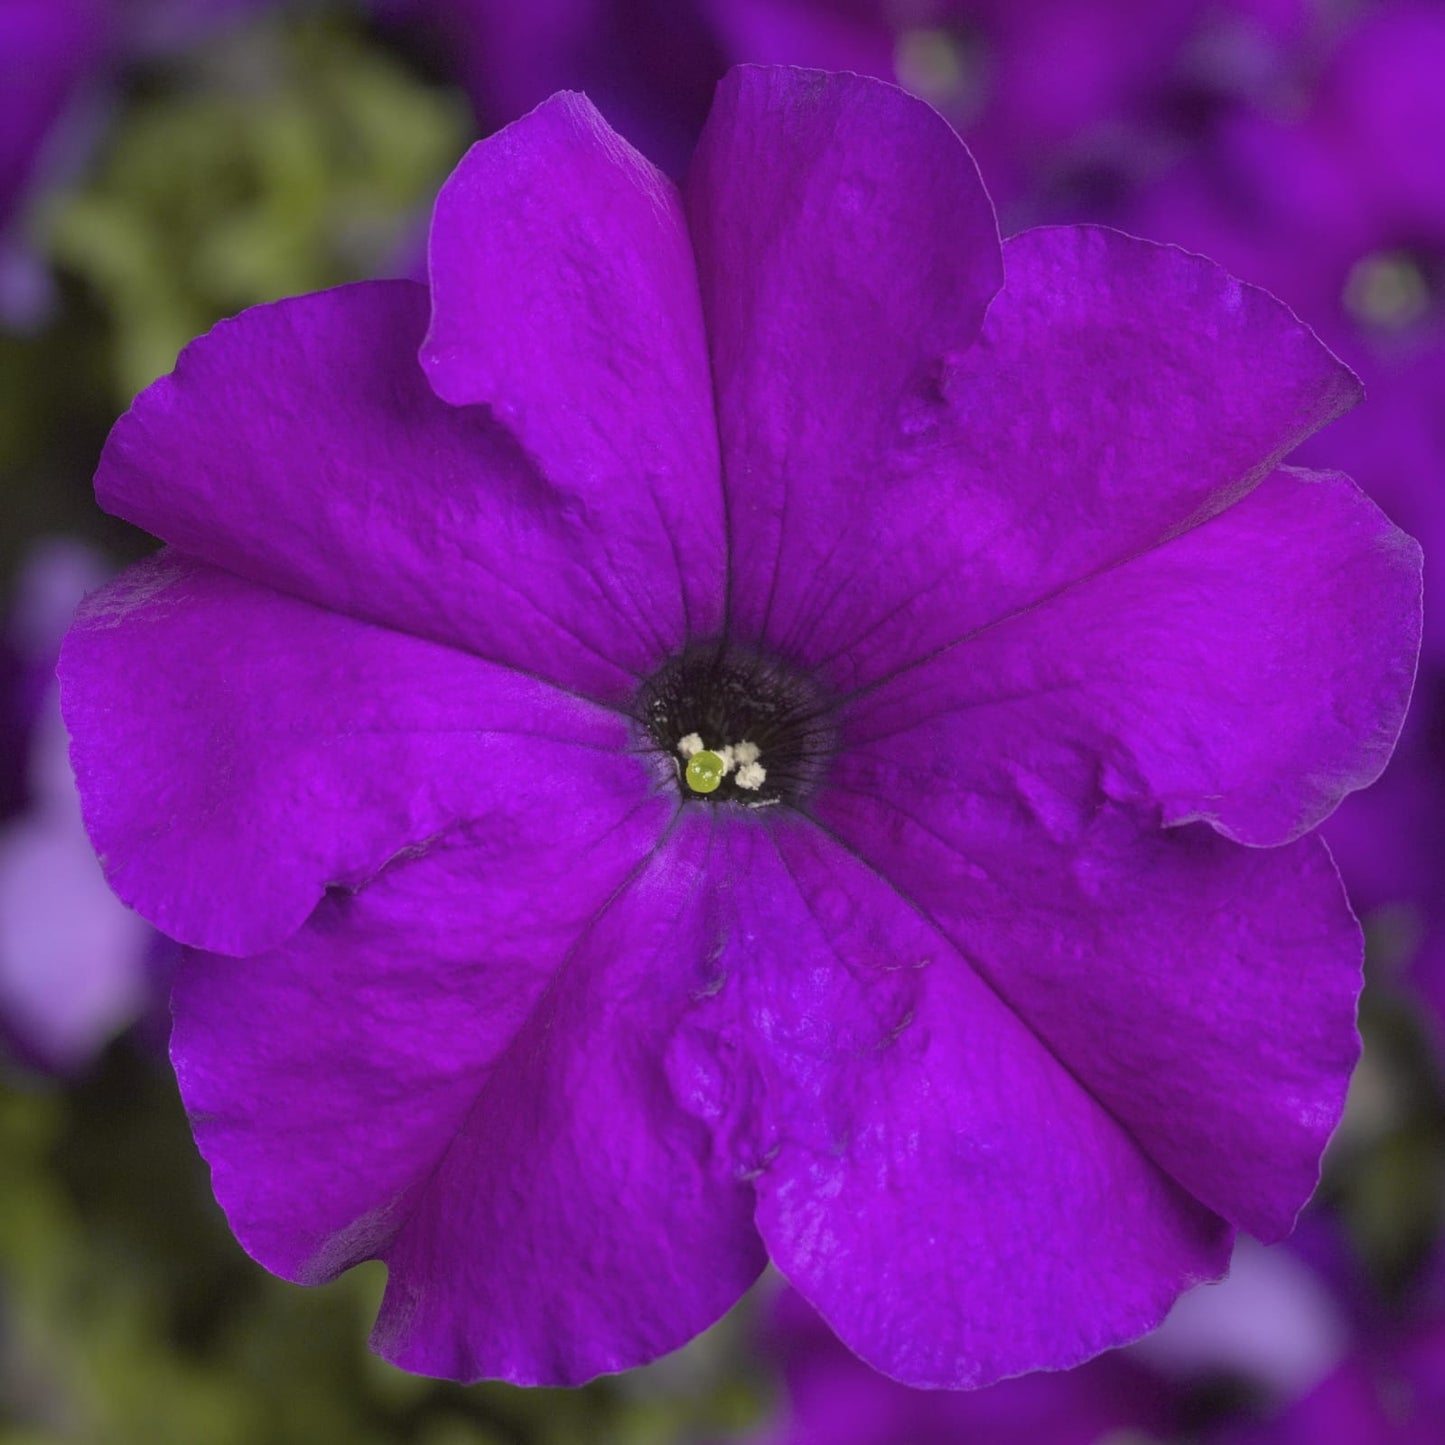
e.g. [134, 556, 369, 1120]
[665, 813, 1231, 1389]
[173, 809, 764, 1386]
[683, 66, 1003, 664]
[423, 92, 725, 643]
[376, 810, 765, 1383]
[711, 220, 1362, 698]
[844, 465, 1421, 848]
[94, 281, 685, 702]
[61, 551, 662, 956]
[813, 781, 1362, 1243]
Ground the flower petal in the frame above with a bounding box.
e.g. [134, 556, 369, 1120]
[94, 280, 681, 701]
[0, 802, 150, 1072]
[813, 784, 1362, 1243]
[722, 221, 1362, 698]
[60, 551, 663, 956]
[845, 465, 1421, 848]
[683, 65, 1003, 660]
[666, 813, 1231, 1390]
[422, 90, 725, 644]
[173, 810, 765, 1386]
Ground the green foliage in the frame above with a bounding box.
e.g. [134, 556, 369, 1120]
[41, 8, 470, 402]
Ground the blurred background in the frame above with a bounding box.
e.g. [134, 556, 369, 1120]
[2, 1, 1443, 1440]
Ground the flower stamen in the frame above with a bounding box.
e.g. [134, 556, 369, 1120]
[639, 641, 834, 807]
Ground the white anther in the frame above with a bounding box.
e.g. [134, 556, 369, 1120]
[735, 761, 766, 791]
[733, 740, 760, 766]
[678, 733, 704, 758]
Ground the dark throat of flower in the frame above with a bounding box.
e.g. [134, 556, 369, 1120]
[636, 640, 837, 807]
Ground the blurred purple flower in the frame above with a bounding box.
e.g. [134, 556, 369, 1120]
[61, 67, 1418, 1387]
[0, 0, 111, 325]
[1217, 1319, 1445, 1445]
[379, 0, 1290, 217]
[1142, 1215, 1445, 1444]
[0, 540, 168, 1073]
[1137, 1233, 1352, 1401]
[0, 0, 271, 328]
[1118, 4, 1445, 590]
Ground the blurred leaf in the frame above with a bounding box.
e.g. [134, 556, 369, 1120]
[1322, 965, 1445, 1298]
[43, 6, 469, 402]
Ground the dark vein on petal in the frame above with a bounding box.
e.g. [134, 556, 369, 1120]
[793, 805, 1211, 1215]
[771, 521, 869, 665]
[375, 798, 686, 1265]
[647, 474, 694, 647]
[839, 680, 1087, 752]
[182, 554, 639, 719]
[822, 480, 1266, 711]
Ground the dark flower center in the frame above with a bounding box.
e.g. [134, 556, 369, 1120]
[637, 641, 835, 807]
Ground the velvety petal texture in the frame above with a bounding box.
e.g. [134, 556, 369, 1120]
[813, 780, 1361, 1245]
[176, 811, 764, 1384]
[666, 814, 1232, 1388]
[844, 465, 1420, 849]
[692, 172, 1362, 697]
[93, 282, 691, 703]
[374, 814, 766, 1383]
[61, 65, 1422, 1393]
[685, 65, 1003, 678]
[424, 91, 726, 646]
[63, 550, 659, 956]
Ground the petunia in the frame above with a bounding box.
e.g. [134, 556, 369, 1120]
[61, 67, 1419, 1387]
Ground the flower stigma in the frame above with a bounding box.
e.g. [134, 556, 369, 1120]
[685, 750, 727, 794]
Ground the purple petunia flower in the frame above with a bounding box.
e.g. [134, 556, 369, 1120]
[60, 67, 1419, 1387]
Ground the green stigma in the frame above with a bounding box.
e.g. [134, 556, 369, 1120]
[685, 749, 727, 795]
